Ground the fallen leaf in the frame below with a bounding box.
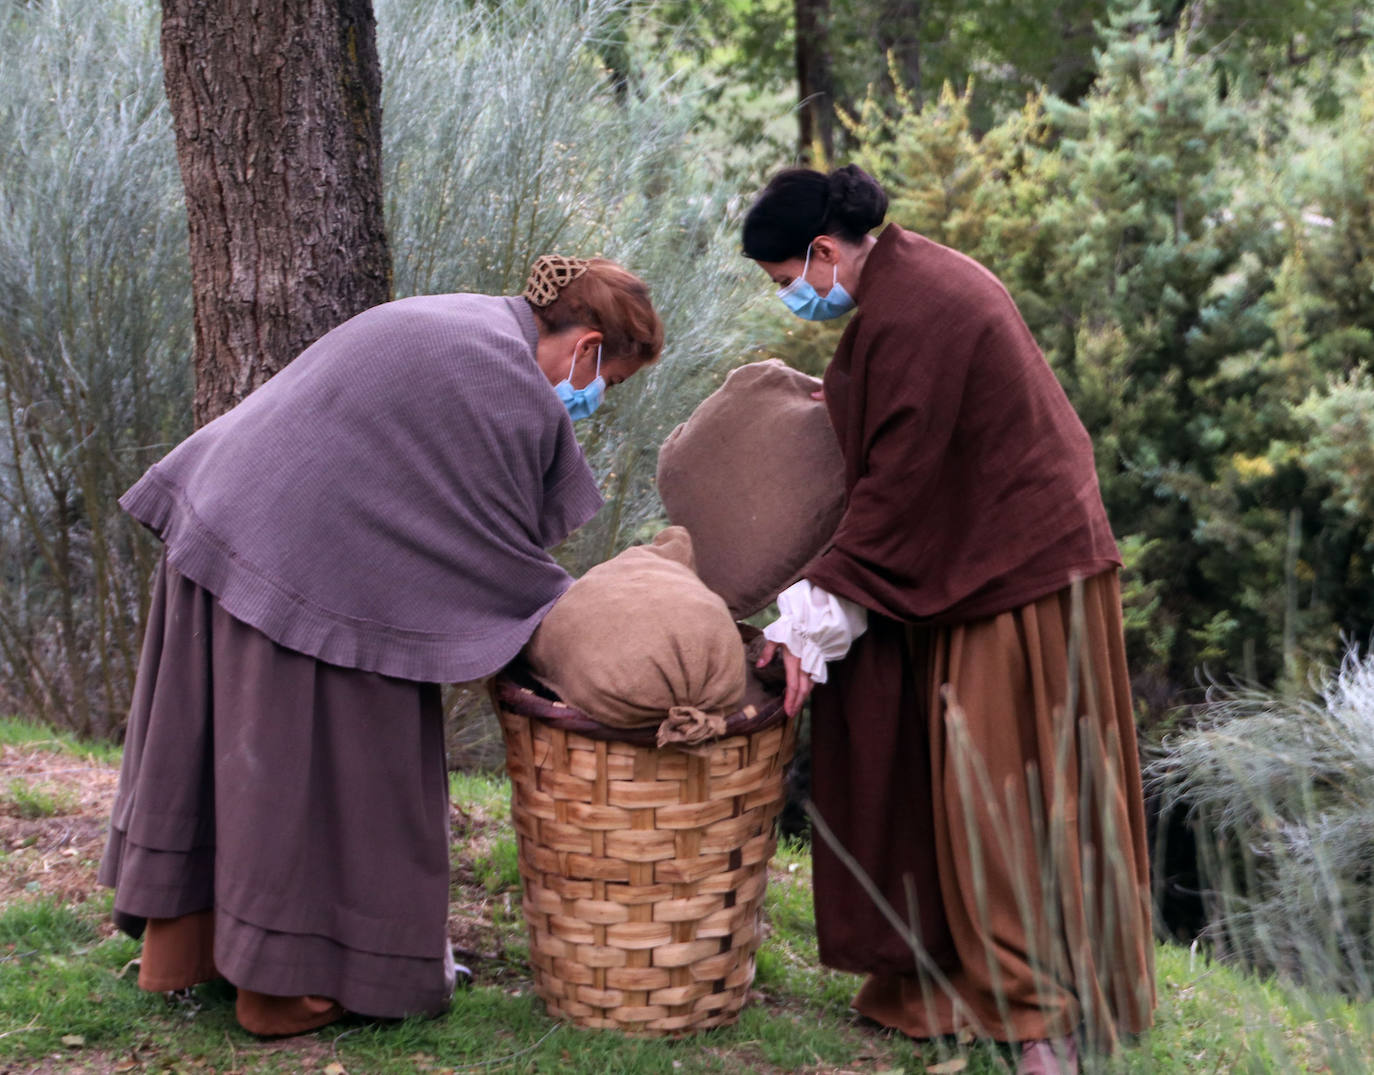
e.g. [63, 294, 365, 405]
[926, 1059, 968, 1074]
[323, 1064, 347, 1075]
[60, 1034, 86, 1048]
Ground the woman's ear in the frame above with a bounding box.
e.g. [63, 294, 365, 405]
[810, 235, 842, 265]
[576, 331, 604, 360]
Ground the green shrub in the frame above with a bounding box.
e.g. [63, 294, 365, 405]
[0, 0, 191, 738]
[2, 0, 761, 739]
[834, 10, 1374, 707]
[378, 0, 760, 575]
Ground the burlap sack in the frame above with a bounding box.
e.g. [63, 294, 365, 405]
[523, 527, 747, 747]
[656, 359, 846, 618]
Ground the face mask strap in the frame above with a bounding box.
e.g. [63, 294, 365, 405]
[781, 240, 840, 297]
[810, 241, 840, 291]
[566, 340, 603, 386]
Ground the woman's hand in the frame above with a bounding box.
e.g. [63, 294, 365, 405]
[757, 639, 814, 717]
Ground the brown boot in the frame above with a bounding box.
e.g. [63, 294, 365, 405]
[1017, 1036, 1078, 1075]
[138, 911, 219, 991]
[235, 989, 345, 1037]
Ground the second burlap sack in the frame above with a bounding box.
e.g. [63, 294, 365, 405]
[656, 359, 846, 619]
[523, 527, 747, 747]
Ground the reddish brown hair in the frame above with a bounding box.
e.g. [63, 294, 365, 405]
[527, 257, 664, 365]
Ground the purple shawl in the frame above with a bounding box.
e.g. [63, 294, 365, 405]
[121, 294, 603, 683]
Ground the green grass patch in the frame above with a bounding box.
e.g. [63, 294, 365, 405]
[3, 884, 1374, 1073]
[0, 714, 123, 766]
[326, 988, 930, 1075]
[0, 896, 100, 952]
[473, 832, 522, 894]
[0, 898, 162, 1058]
[1111, 943, 1374, 1073]
[2, 754, 1371, 1073]
[756, 847, 858, 1014]
[3, 778, 79, 819]
[450, 769, 512, 821]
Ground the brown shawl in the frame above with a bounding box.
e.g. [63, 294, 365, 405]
[804, 224, 1119, 621]
[120, 294, 602, 684]
[804, 224, 1124, 979]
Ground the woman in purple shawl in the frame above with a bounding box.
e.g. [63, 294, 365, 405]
[100, 256, 664, 1035]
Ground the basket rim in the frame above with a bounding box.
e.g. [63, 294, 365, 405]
[491, 664, 786, 746]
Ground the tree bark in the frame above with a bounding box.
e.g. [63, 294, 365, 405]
[161, 0, 392, 425]
[794, 0, 835, 165]
[878, 0, 922, 108]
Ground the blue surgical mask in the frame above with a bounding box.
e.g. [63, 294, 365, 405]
[778, 243, 856, 321]
[555, 344, 605, 421]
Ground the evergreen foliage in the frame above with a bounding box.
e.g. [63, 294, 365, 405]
[840, 7, 1374, 707]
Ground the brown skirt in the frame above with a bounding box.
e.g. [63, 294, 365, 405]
[810, 570, 1155, 1050]
[99, 558, 454, 1019]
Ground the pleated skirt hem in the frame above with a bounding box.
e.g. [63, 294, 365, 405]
[811, 570, 1155, 1050]
[100, 557, 454, 1021]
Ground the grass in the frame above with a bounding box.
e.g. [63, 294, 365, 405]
[472, 834, 521, 895]
[449, 770, 511, 821]
[5, 876, 1372, 1073]
[0, 880, 927, 1073]
[3, 778, 80, 820]
[1, 728, 1372, 1072]
[0, 716, 123, 767]
[1, 714, 101, 819]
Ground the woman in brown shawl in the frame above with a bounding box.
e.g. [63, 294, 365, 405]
[744, 167, 1155, 1074]
[100, 256, 663, 1036]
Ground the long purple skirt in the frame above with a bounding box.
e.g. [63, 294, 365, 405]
[99, 558, 455, 1018]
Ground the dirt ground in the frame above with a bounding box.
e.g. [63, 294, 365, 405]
[1, 744, 121, 922]
[0, 742, 538, 1072]
[0, 743, 522, 967]
[0, 745, 820, 1075]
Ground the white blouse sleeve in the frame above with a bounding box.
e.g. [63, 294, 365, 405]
[762, 579, 869, 684]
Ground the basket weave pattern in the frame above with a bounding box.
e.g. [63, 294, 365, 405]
[496, 691, 797, 1035]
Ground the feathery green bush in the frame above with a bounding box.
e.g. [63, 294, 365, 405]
[1, 0, 760, 737]
[0, 0, 191, 738]
[1149, 645, 1374, 997]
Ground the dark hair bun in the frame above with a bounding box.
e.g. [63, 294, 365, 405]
[740, 164, 887, 262]
[826, 165, 887, 236]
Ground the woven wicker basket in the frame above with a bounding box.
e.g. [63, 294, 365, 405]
[492, 669, 795, 1035]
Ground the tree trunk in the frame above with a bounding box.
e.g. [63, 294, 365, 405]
[161, 0, 392, 425]
[794, 0, 835, 165]
[878, 0, 922, 108]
